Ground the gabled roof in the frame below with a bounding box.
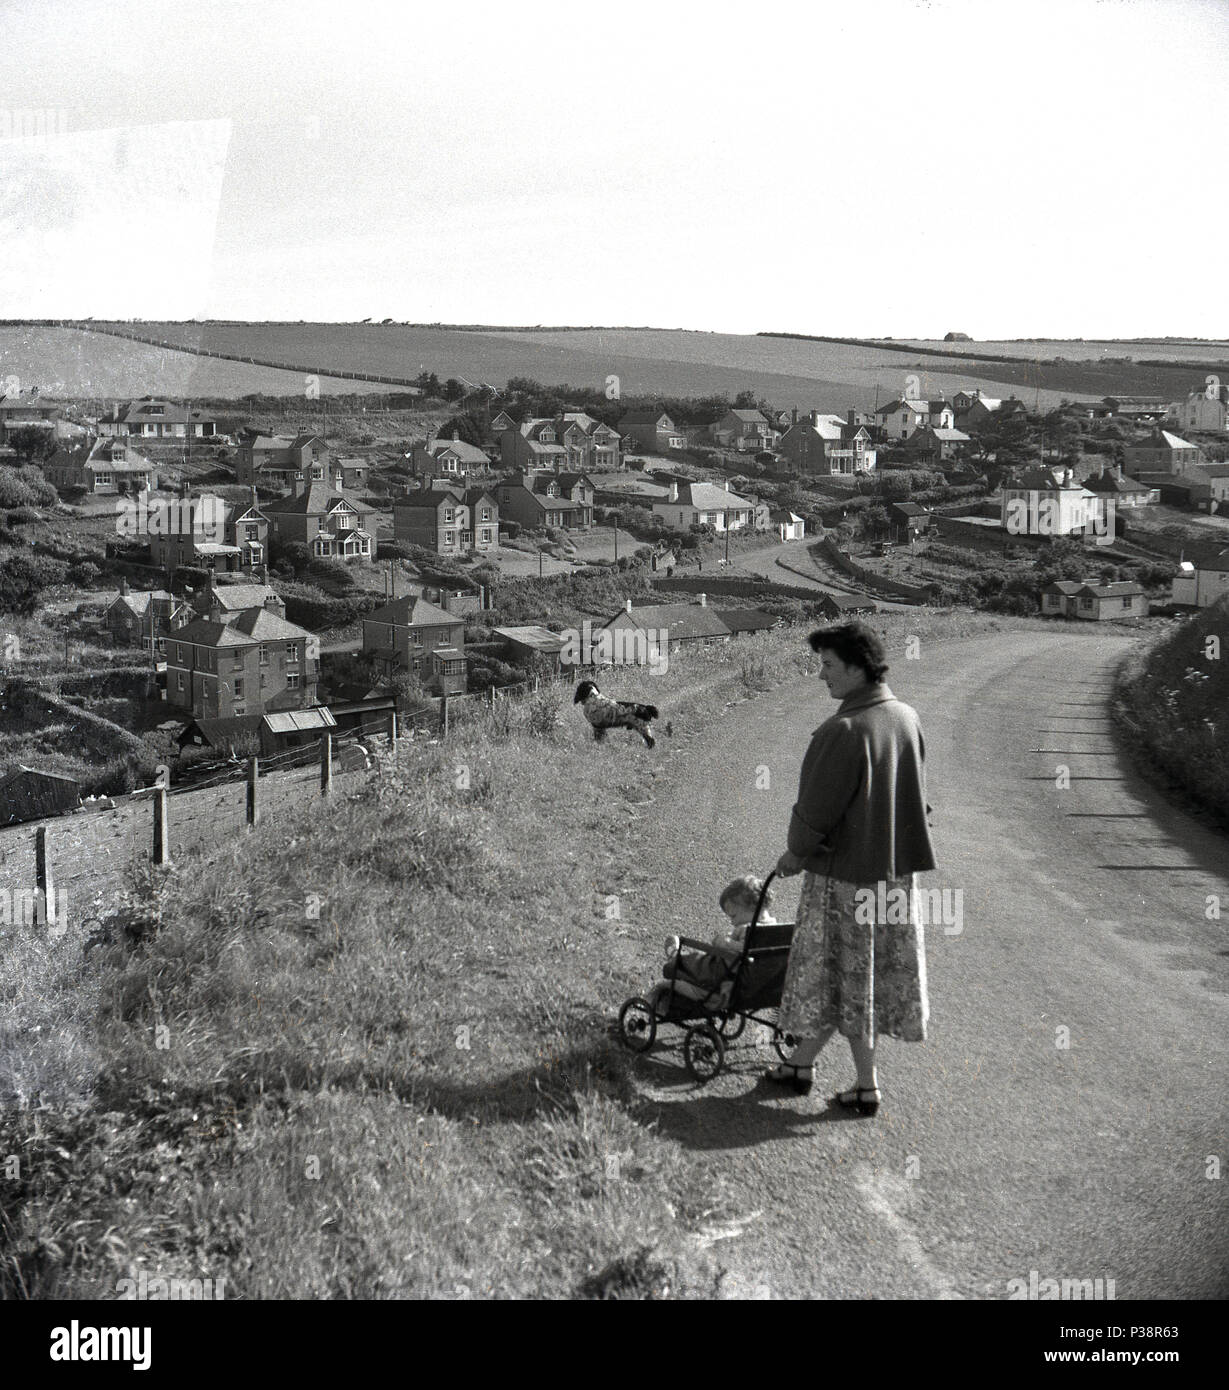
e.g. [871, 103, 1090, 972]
[261, 482, 374, 516]
[877, 398, 928, 416]
[177, 715, 264, 747]
[1009, 467, 1086, 491]
[607, 602, 733, 641]
[108, 588, 175, 615]
[1192, 548, 1229, 573]
[209, 584, 282, 612]
[1126, 430, 1197, 451]
[619, 408, 674, 427]
[1074, 581, 1146, 598]
[927, 428, 971, 442]
[174, 608, 313, 648]
[366, 595, 457, 627]
[712, 608, 780, 634]
[820, 592, 876, 611]
[109, 397, 215, 426]
[1042, 580, 1085, 594]
[668, 481, 756, 511]
[0, 763, 81, 789]
[494, 625, 568, 653]
[555, 472, 594, 491]
[727, 408, 768, 423]
[1083, 470, 1154, 494]
[394, 487, 464, 510]
[426, 436, 489, 465]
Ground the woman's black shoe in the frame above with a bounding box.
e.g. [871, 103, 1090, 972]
[832, 1085, 880, 1116]
[765, 1063, 813, 1095]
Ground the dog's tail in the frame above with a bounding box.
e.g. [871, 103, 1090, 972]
[633, 704, 659, 722]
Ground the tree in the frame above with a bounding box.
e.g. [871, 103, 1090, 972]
[438, 413, 485, 447]
[734, 389, 759, 410]
[7, 426, 57, 464]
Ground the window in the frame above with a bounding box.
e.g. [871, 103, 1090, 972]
[259, 645, 269, 665]
[481, 528, 491, 543]
[176, 673, 185, 691]
[1122, 596, 1133, 609]
[176, 644, 184, 662]
[480, 508, 490, 521]
[287, 673, 300, 689]
[234, 679, 244, 698]
[285, 643, 298, 662]
[444, 509, 454, 523]
[444, 531, 455, 546]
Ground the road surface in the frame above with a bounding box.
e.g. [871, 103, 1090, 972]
[611, 629, 1228, 1298]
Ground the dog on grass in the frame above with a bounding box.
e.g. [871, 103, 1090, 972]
[574, 679, 660, 748]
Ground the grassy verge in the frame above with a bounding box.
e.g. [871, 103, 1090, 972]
[1112, 597, 1229, 831]
[0, 608, 1088, 1299]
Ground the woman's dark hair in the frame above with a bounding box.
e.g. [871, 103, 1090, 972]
[807, 622, 889, 682]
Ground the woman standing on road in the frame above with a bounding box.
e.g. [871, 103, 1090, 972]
[770, 622, 936, 1115]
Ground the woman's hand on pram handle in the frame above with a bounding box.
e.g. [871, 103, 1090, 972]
[775, 850, 808, 877]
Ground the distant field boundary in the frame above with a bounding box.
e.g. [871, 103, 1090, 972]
[23, 321, 426, 395]
[757, 330, 1229, 375]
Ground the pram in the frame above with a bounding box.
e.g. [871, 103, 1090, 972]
[617, 870, 797, 1082]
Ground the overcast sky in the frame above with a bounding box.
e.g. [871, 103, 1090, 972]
[0, 0, 1225, 337]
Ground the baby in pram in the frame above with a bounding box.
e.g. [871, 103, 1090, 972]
[649, 875, 778, 1018]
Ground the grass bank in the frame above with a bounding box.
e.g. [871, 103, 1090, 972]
[1112, 597, 1229, 831]
[0, 608, 1084, 1299]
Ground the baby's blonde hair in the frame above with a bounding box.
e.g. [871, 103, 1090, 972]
[719, 875, 772, 915]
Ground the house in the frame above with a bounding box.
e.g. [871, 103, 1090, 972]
[103, 582, 195, 653]
[1000, 466, 1107, 537]
[42, 437, 158, 494]
[361, 595, 467, 695]
[1040, 580, 1085, 617]
[175, 714, 265, 756]
[494, 472, 593, 531]
[904, 425, 972, 464]
[1102, 396, 1170, 421]
[96, 397, 217, 440]
[712, 608, 782, 636]
[234, 432, 330, 489]
[501, 414, 619, 472]
[262, 482, 377, 561]
[148, 492, 271, 575]
[1171, 550, 1229, 608]
[618, 409, 686, 454]
[1124, 429, 1204, 477]
[650, 479, 756, 533]
[393, 485, 499, 554]
[769, 507, 805, 541]
[410, 434, 491, 483]
[0, 765, 81, 825]
[494, 625, 568, 675]
[709, 409, 778, 452]
[1069, 580, 1147, 621]
[598, 595, 733, 661]
[1173, 384, 1229, 435]
[778, 412, 876, 475]
[816, 592, 877, 619]
[330, 457, 370, 491]
[1082, 463, 1158, 508]
[165, 608, 320, 720]
[0, 393, 67, 442]
[956, 392, 1005, 430]
[1129, 469, 1222, 510]
[199, 581, 287, 624]
[888, 502, 932, 538]
[489, 409, 517, 435]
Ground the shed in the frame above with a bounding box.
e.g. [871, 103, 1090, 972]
[0, 765, 81, 825]
[815, 592, 877, 619]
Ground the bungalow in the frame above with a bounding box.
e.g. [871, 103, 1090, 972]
[1069, 580, 1147, 621]
[103, 582, 195, 653]
[166, 607, 320, 720]
[713, 608, 781, 636]
[494, 625, 568, 675]
[0, 765, 81, 825]
[599, 595, 733, 661]
[1124, 429, 1204, 477]
[618, 409, 686, 454]
[1082, 463, 1158, 508]
[262, 482, 377, 562]
[769, 507, 806, 541]
[96, 397, 217, 440]
[393, 485, 499, 554]
[709, 409, 778, 452]
[1171, 550, 1229, 608]
[816, 592, 877, 620]
[1040, 579, 1085, 618]
[904, 425, 972, 465]
[43, 438, 157, 494]
[1102, 396, 1170, 421]
[650, 480, 756, 533]
[361, 595, 467, 695]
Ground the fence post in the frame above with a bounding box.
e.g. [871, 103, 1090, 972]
[534, 675, 540, 693]
[247, 756, 259, 826]
[320, 733, 332, 796]
[389, 708, 398, 751]
[153, 787, 170, 865]
[35, 826, 56, 930]
[439, 695, 449, 739]
[487, 686, 495, 708]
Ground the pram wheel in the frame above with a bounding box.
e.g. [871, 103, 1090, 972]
[713, 1012, 746, 1041]
[773, 1031, 798, 1062]
[618, 997, 658, 1053]
[684, 1023, 725, 1082]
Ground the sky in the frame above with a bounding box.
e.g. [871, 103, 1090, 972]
[0, 0, 1226, 338]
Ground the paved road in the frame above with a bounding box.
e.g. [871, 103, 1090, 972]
[615, 630, 1228, 1298]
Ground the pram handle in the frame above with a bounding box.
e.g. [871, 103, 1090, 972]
[751, 870, 777, 931]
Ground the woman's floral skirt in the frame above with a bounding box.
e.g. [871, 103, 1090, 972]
[778, 871, 928, 1044]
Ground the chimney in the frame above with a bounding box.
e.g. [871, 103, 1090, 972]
[120, 577, 130, 595]
[1064, 467, 1074, 486]
[791, 406, 798, 426]
[724, 479, 731, 491]
[809, 410, 820, 426]
[668, 481, 679, 503]
[625, 599, 633, 613]
[250, 487, 258, 512]
[698, 592, 707, 607]
[1115, 464, 1123, 481]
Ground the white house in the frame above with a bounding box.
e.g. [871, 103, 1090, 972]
[1171, 550, 1229, 607]
[1173, 384, 1229, 436]
[650, 480, 756, 532]
[1000, 466, 1107, 538]
[769, 507, 805, 541]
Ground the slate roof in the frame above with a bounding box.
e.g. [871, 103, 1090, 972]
[606, 602, 733, 641]
[174, 608, 313, 648]
[366, 595, 457, 627]
[712, 608, 780, 634]
[670, 482, 756, 511]
[209, 585, 283, 612]
[261, 482, 374, 516]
